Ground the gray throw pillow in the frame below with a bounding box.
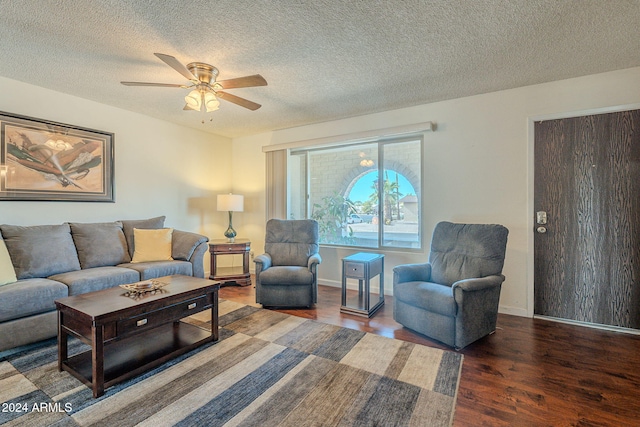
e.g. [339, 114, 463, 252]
[0, 223, 81, 279]
[70, 221, 131, 269]
[120, 216, 166, 257]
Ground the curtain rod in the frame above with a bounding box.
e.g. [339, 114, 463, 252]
[262, 121, 435, 153]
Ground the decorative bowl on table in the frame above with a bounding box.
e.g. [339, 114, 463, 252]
[120, 279, 168, 296]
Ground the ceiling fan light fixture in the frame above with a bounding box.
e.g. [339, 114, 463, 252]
[204, 91, 220, 112]
[122, 53, 267, 113]
[185, 89, 202, 110]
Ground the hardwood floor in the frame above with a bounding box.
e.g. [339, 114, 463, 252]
[220, 282, 640, 426]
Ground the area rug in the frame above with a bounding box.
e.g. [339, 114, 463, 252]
[0, 300, 463, 427]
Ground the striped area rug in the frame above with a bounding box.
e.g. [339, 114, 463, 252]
[0, 300, 462, 427]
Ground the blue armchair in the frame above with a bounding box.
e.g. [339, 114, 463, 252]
[254, 219, 322, 307]
[393, 221, 508, 349]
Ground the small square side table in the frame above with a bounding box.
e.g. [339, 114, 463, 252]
[340, 252, 384, 317]
[208, 239, 251, 286]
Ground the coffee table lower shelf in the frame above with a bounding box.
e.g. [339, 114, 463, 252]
[61, 321, 213, 393]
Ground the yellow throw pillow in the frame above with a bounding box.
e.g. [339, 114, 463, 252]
[0, 240, 18, 286]
[131, 228, 174, 263]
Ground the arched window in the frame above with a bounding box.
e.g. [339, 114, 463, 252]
[346, 169, 418, 247]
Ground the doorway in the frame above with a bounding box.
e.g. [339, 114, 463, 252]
[534, 109, 640, 329]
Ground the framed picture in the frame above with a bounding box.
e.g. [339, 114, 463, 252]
[0, 111, 114, 202]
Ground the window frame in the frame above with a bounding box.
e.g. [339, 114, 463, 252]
[289, 135, 424, 251]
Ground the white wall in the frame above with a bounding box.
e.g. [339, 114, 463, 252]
[230, 66, 640, 317]
[0, 76, 235, 274]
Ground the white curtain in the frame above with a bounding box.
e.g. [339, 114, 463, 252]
[265, 149, 287, 220]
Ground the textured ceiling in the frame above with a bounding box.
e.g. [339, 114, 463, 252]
[1, 0, 639, 138]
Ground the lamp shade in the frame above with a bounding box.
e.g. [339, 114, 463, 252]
[185, 89, 202, 110]
[217, 194, 244, 212]
[204, 91, 220, 112]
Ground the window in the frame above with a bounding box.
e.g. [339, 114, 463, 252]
[289, 137, 422, 249]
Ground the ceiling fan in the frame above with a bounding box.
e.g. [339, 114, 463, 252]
[121, 53, 267, 112]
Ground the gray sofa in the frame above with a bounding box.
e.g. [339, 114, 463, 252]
[0, 216, 209, 352]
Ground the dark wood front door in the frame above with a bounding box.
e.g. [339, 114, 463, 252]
[534, 110, 640, 329]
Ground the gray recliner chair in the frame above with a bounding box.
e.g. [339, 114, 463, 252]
[254, 219, 322, 308]
[393, 221, 508, 349]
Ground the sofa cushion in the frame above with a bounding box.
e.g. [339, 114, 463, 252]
[393, 281, 457, 317]
[118, 260, 192, 280]
[0, 278, 68, 322]
[121, 216, 166, 258]
[50, 266, 140, 295]
[0, 240, 17, 286]
[0, 224, 81, 279]
[259, 266, 313, 286]
[132, 228, 173, 263]
[70, 221, 131, 269]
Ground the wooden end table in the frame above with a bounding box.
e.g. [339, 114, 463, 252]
[209, 239, 251, 286]
[55, 275, 220, 398]
[340, 252, 385, 318]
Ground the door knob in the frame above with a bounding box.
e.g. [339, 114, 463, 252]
[536, 226, 547, 233]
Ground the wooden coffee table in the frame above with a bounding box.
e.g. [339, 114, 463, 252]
[55, 275, 220, 398]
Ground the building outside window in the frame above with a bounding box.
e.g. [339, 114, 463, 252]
[289, 137, 422, 249]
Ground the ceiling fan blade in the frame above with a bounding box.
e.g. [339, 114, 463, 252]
[217, 74, 267, 89]
[154, 53, 196, 81]
[217, 91, 261, 111]
[121, 81, 187, 88]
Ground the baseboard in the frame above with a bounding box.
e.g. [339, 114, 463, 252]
[535, 315, 640, 335]
[320, 279, 341, 288]
[321, 280, 534, 312]
[498, 305, 528, 317]
[322, 280, 531, 312]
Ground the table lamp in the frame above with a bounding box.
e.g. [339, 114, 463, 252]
[217, 193, 244, 242]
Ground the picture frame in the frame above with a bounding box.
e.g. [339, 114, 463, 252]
[0, 111, 114, 202]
